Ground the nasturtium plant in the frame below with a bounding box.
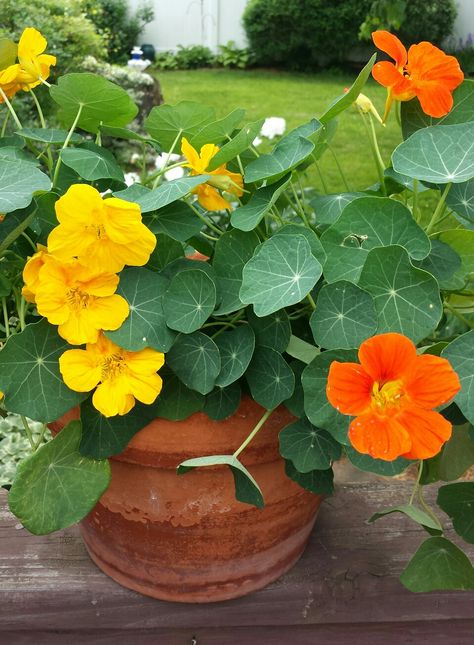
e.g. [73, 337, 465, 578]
[0, 25, 473, 595]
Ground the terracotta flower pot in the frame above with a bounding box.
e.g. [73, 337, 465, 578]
[51, 397, 322, 603]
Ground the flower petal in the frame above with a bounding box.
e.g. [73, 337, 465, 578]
[58, 309, 100, 345]
[102, 198, 143, 244]
[414, 81, 454, 119]
[55, 183, 103, 228]
[349, 412, 411, 461]
[372, 30, 407, 68]
[326, 361, 373, 415]
[197, 184, 231, 211]
[87, 294, 129, 332]
[93, 377, 135, 417]
[126, 371, 163, 405]
[358, 333, 417, 384]
[199, 143, 220, 170]
[59, 349, 101, 392]
[372, 61, 406, 89]
[181, 137, 201, 171]
[124, 347, 165, 375]
[398, 406, 452, 460]
[405, 354, 461, 409]
[407, 42, 464, 90]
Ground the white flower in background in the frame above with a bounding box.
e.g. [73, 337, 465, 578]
[154, 153, 181, 170]
[260, 117, 286, 140]
[130, 152, 141, 165]
[124, 172, 140, 187]
[164, 166, 185, 181]
[252, 136, 263, 147]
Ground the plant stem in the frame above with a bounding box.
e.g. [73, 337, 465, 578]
[211, 310, 244, 340]
[289, 180, 310, 227]
[412, 179, 419, 223]
[30, 89, 46, 128]
[409, 460, 423, 505]
[360, 110, 386, 194]
[444, 300, 474, 329]
[306, 293, 316, 310]
[312, 155, 329, 194]
[52, 103, 83, 187]
[34, 423, 48, 451]
[0, 87, 23, 130]
[2, 298, 10, 338]
[425, 183, 452, 234]
[187, 200, 225, 236]
[152, 129, 183, 189]
[1, 110, 10, 137]
[417, 485, 442, 530]
[20, 415, 36, 450]
[328, 143, 350, 191]
[233, 408, 274, 459]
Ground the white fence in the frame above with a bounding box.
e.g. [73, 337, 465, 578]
[130, 0, 474, 53]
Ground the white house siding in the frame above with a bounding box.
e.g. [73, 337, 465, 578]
[129, 0, 249, 52]
[130, 0, 474, 53]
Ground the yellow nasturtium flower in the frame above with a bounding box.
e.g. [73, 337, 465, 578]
[181, 137, 244, 211]
[0, 28, 56, 102]
[47, 184, 156, 273]
[59, 333, 164, 417]
[21, 244, 50, 303]
[34, 257, 129, 346]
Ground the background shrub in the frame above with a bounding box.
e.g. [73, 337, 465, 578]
[174, 45, 215, 69]
[243, 0, 458, 70]
[83, 0, 154, 65]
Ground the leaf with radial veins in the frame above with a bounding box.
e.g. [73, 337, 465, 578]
[214, 325, 255, 387]
[445, 179, 474, 227]
[153, 367, 204, 420]
[400, 537, 474, 592]
[166, 332, 221, 395]
[392, 122, 474, 183]
[401, 79, 474, 139]
[244, 136, 314, 184]
[8, 420, 111, 535]
[247, 308, 291, 353]
[320, 196, 430, 283]
[240, 234, 322, 316]
[190, 108, 245, 148]
[145, 101, 216, 150]
[345, 446, 411, 476]
[358, 245, 443, 343]
[279, 418, 341, 473]
[284, 460, 334, 495]
[60, 144, 124, 181]
[414, 239, 462, 287]
[435, 229, 474, 291]
[0, 319, 87, 422]
[0, 160, 51, 213]
[274, 224, 326, 266]
[17, 128, 83, 145]
[203, 382, 241, 421]
[207, 119, 265, 170]
[105, 268, 175, 353]
[114, 175, 210, 213]
[246, 347, 294, 409]
[143, 201, 202, 242]
[231, 174, 291, 231]
[50, 73, 138, 133]
[310, 192, 366, 228]
[442, 330, 474, 425]
[163, 269, 216, 333]
[310, 281, 377, 349]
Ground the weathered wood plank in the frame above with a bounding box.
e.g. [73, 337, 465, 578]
[1, 482, 473, 637]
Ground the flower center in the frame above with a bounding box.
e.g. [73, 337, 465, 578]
[101, 353, 125, 382]
[66, 287, 91, 310]
[371, 380, 404, 414]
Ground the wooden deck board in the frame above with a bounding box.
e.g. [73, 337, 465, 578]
[1, 482, 474, 643]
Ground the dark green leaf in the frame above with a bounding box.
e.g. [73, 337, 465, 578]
[284, 360, 305, 417]
[0, 160, 51, 213]
[190, 108, 245, 148]
[147, 233, 184, 270]
[279, 418, 341, 472]
[50, 72, 138, 133]
[231, 174, 291, 231]
[246, 347, 294, 409]
[167, 332, 221, 395]
[244, 136, 314, 184]
[421, 425, 474, 484]
[273, 223, 326, 266]
[358, 245, 442, 343]
[114, 175, 209, 213]
[345, 446, 411, 475]
[60, 143, 124, 182]
[310, 191, 366, 228]
[163, 269, 216, 333]
[310, 281, 377, 349]
[143, 201, 202, 241]
[105, 267, 175, 352]
[0, 38, 17, 70]
[442, 331, 474, 425]
[0, 320, 87, 422]
[436, 229, 474, 291]
[214, 325, 255, 387]
[445, 179, 474, 227]
[438, 482, 474, 543]
[9, 420, 110, 534]
[207, 119, 264, 171]
[284, 460, 334, 495]
[145, 101, 215, 150]
[369, 504, 442, 533]
[18, 128, 83, 145]
[415, 239, 462, 286]
[203, 382, 241, 420]
[177, 454, 264, 508]
[247, 308, 291, 353]
[33, 192, 60, 243]
[153, 366, 204, 420]
[400, 537, 474, 592]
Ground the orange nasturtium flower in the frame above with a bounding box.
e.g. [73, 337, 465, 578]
[181, 137, 244, 211]
[0, 28, 56, 102]
[21, 244, 50, 303]
[371, 30, 464, 121]
[59, 333, 164, 417]
[47, 184, 156, 274]
[326, 333, 461, 461]
[34, 257, 129, 346]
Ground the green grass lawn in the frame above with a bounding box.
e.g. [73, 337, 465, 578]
[156, 68, 402, 194]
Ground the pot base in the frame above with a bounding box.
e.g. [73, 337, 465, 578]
[80, 512, 318, 603]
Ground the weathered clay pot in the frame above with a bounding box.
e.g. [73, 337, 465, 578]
[52, 397, 322, 603]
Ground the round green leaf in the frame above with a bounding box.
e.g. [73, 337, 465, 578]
[310, 281, 377, 349]
[392, 122, 474, 184]
[247, 308, 291, 353]
[358, 245, 442, 343]
[240, 234, 322, 316]
[274, 223, 326, 266]
[436, 229, 474, 291]
[400, 537, 474, 592]
[302, 348, 357, 444]
[167, 332, 221, 395]
[207, 119, 264, 170]
[245, 347, 294, 409]
[0, 38, 17, 70]
[421, 425, 474, 485]
[415, 239, 462, 286]
[153, 366, 204, 420]
[213, 229, 260, 315]
[320, 197, 430, 283]
[438, 482, 474, 544]
[442, 330, 474, 425]
[214, 325, 255, 387]
[50, 73, 138, 134]
[231, 174, 291, 231]
[445, 179, 474, 228]
[345, 446, 411, 475]
[18, 128, 83, 145]
[310, 191, 366, 228]
[163, 269, 216, 333]
[244, 135, 314, 184]
[190, 108, 245, 148]
[284, 460, 334, 495]
[0, 320, 87, 422]
[115, 175, 210, 213]
[0, 160, 51, 214]
[145, 101, 215, 150]
[8, 420, 111, 535]
[105, 268, 175, 353]
[147, 233, 184, 270]
[279, 418, 341, 473]
[60, 143, 124, 182]
[203, 382, 241, 421]
[143, 201, 202, 242]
